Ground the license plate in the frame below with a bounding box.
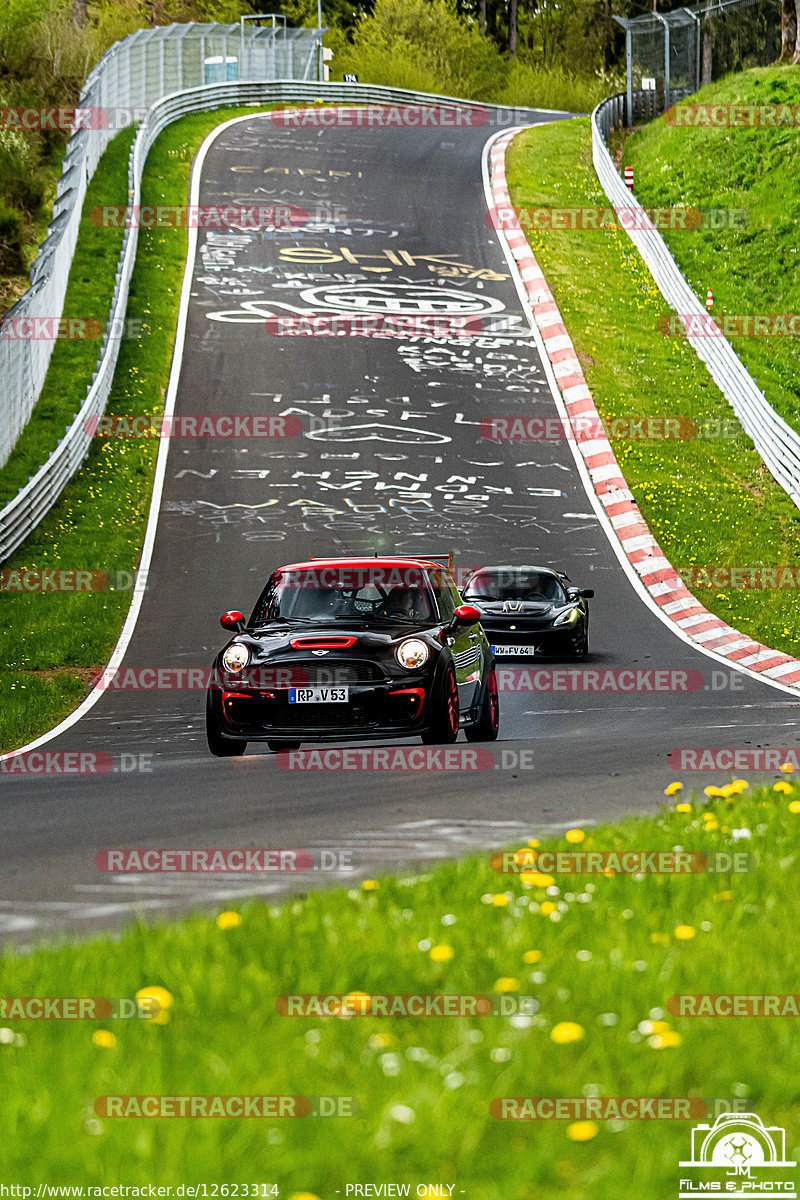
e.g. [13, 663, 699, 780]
[492, 645, 534, 657]
[289, 687, 349, 704]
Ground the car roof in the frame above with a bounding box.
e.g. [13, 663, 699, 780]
[278, 558, 446, 572]
[468, 564, 563, 576]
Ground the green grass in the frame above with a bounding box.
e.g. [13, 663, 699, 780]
[1, 778, 798, 1193]
[506, 116, 800, 661]
[0, 127, 134, 506]
[0, 106, 279, 755]
[623, 67, 800, 435]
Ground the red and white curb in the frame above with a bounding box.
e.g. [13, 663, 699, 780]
[489, 129, 800, 689]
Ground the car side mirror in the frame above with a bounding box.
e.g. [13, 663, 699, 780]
[220, 610, 245, 632]
[580, 589, 594, 599]
[446, 604, 481, 634]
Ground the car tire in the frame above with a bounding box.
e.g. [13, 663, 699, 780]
[465, 665, 499, 742]
[206, 692, 247, 757]
[421, 665, 459, 745]
[268, 741, 301, 752]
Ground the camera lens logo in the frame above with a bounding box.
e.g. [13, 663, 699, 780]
[679, 1113, 796, 1199]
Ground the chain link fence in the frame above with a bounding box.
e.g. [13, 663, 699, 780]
[614, 0, 781, 121]
[0, 22, 321, 469]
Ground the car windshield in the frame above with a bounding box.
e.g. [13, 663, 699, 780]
[463, 569, 566, 604]
[250, 568, 437, 627]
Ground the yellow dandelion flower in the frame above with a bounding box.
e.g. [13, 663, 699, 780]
[550, 1021, 585, 1044]
[540, 901, 557, 915]
[135, 985, 174, 1025]
[674, 925, 696, 940]
[567, 1120, 598, 1141]
[780, 763, 795, 773]
[649, 1031, 682, 1048]
[520, 872, 555, 888]
[664, 782, 683, 795]
[289, 1194, 323, 1200]
[369, 1032, 395, 1048]
[362, 879, 379, 890]
[773, 782, 793, 795]
[676, 803, 691, 813]
[704, 786, 723, 797]
[429, 944, 454, 962]
[565, 829, 585, 844]
[494, 977, 520, 993]
[216, 911, 241, 930]
[92, 1030, 117, 1049]
[527, 838, 540, 848]
[522, 949, 542, 964]
[788, 800, 800, 814]
[491, 894, 509, 907]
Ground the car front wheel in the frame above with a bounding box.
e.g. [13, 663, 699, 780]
[466, 665, 499, 742]
[421, 666, 459, 745]
[206, 693, 247, 757]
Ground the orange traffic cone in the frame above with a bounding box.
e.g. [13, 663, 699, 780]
[705, 288, 713, 310]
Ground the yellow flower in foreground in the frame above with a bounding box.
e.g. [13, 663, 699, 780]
[362, 879, 379, 891]
[704, 818, 719, 830]
[520, 872, 555, 888]
[528, 838, 540, 848]
[664, 782, 683, 796]
[369, 1032, 395, 1048]
[491, 894, 509, 907]
[567, 1120, 598, 1141]
[216, 911, 241, 930]
[565, 829, 585, 844]
[136, 985, 174, 1025]
[780, 762, 795, 773]
[731, 779, 749, 791]
[289, 1194, 323, 1200]
[773, 781, 793, 795]
[676, 803, 691, 813]
[674, 925, 696, 940]
[649, 1031, 682, 1049]
[540, 901, 557, 916]
[704, 786, 723, 797]
[789, 800, 800, 814]
[429, 944, 454, 962]
[92, 1030, 117, 1049]
[494, 977, 520, 993]
[550, 1021, 585, 1044]
[523, 949, 542, 964]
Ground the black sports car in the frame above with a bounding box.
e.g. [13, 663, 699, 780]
[206, 555, 499, 756]
[461, 565, 594, 661]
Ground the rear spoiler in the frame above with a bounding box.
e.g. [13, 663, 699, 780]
[309, 552, 455, 570]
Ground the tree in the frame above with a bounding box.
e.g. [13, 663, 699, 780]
[71, 0, 87, 26]
[779, 0, 797, 59]
[509, 0, 518, 55]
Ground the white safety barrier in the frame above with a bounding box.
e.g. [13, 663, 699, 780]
[592, 93, 800, 511]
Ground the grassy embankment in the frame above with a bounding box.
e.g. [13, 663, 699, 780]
[0, 777, 797, 1194]
[506, 79, 800, 662]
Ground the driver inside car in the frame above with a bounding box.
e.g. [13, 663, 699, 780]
[380, 587, 430, 621]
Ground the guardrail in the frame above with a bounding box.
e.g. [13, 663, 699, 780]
[0, 22, 322, 470]
[592, 93, 800, 510]
[0, 82, 548, 563]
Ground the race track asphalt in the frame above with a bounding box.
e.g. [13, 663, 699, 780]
[3, 109, 798, 943]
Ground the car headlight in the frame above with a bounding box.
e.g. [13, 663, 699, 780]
[395, 638, 430, 670]
[554, 606, 580, 627]
[222, 643, 250, 672]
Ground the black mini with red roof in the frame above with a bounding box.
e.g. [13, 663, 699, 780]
[206, 554, 499, 756]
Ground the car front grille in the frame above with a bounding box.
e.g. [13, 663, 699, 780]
[268, 659, 386, 686]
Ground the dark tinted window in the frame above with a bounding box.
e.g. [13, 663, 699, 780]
[463, 568, 566, 604]
[250, 567, 435, 626]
